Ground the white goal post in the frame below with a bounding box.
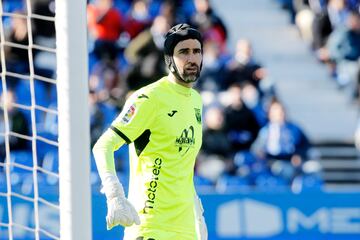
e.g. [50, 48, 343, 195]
[55, 0, 92, 240]
[0, 0, 92, 238]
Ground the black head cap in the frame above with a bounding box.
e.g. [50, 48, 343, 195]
[164, 23, 203, 75]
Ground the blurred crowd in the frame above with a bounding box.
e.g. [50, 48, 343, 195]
[280, 0, 360, 102]
[280, 0, 360, 165]
[4, 0, 359, 193]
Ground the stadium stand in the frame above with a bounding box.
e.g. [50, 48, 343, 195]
[1, 0, 359, 199]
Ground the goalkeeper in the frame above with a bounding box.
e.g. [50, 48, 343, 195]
[93, 23, 207, 240]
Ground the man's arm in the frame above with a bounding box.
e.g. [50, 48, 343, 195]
[93, 88, 156, 229]
[194, 194, 208, 240]
[92, 128, 140, 229]
[92, 128, 123, 175]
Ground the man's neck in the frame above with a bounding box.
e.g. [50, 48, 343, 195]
[168, 72, 193, 88]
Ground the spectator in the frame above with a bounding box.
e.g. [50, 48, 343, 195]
[277, 0, 297, 23]
[195, 39, 228, 92]
[124, 15, 170, 90]
[356, 63, 360, 102]
[89, 90, 105, 148]
[327, 0, 349, 29]
[190, 0, 228, 52]
[223, 83, 261, 154]
[123, 0, 152, 40]
[311, 0, 333, 50]
[318, 11, 360, 96]
[252, 99, 310, 181]
[294, 0, 313, 43]
[224, 39, 267, 91]
[87, 0, 123, 60]
[241, 81, 268, 127]
[4, 13, 29, 88]
[157, 0, 196, 26]
[32, 0, 56, 40]
[347, 0, 360, 11]
[0, 90, 29, 162]
[197, 106, 232, 182]
[355, 116, 360, 151]
[157, 0, 177, 26]
[89, 60, 124, 107]
[31, 1, 56, 78]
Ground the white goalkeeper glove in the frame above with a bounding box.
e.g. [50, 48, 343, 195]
[101, 173, 140, 230]
[195, 195, 208, 240]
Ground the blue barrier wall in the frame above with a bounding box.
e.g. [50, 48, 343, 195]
[1, 188, 360, 239]
[203, 191, 360, 240]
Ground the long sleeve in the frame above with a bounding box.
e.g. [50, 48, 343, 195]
[92, 128, 126, 179]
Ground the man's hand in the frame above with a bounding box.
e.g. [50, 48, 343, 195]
[106, 195, 141, 229]
[101, 173, 140, 230]
[195, 195, 208, 240]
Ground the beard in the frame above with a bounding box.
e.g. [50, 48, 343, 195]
[181, 64, 200, 83]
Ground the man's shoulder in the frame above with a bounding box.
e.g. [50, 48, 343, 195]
[191, 88, 201, 98]
[141, 76, 166, 90]
[132, 77, 167, 101]
[190, 89, 202, 107]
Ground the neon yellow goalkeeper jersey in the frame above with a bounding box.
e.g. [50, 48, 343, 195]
[111, 77, 202, 238]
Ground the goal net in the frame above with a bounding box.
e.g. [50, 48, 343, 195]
[0, 0, 91, 239]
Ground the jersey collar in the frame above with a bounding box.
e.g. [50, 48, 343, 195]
[164, 77, 192, 97]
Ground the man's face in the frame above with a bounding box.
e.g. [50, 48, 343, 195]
[269, 102, 286, 124]
[172, 39, 202, 83]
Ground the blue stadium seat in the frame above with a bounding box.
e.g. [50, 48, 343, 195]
[117, 51, 130, 73]
[37, 174, 59, 203]
[41, 149, 59, 186]
[0, 171, 44, 198]
[15, 79, 48, 108]
[88, 52, 99, 73]
[181, 0, 197, 17]
[194, 175, 214, 187]
[48, 85, 58, 108]
[36, 132, 58, 161]
[113, 0, 132, 15]
[216, 174, 250, 192]
[90, 155, 100, 185]
[98, 102, 118, 127]
[234, 151, 257, 168]
[9, 172, 22, 187]
[19, 172, 46, 197]
[10, 150, 34, 172]
[42, 150, 58, 173]
[90, 171, 101, 186]
[35, 81, 48, 108]
[8, 151, 38, 194]
[147, 0, 162, 18]
[90, 154, 97, 172]
[15, 79, 32, 107]
[14, 79, 47, 133]
[117, 172, 130, 193]
[255, 173, 288, 190]
[114, 144, 129, 173]
[2, 0, 24, 13]
[0, 172, 7, 192]
[292, 174, 324, 193]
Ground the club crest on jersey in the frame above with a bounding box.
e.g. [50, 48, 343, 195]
[121, 104, 136, 124]
[175, 126, 195, 156]
[194, 108, 201, 124]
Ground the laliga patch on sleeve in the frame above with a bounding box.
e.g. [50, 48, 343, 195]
[121, 104, 136, 124]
